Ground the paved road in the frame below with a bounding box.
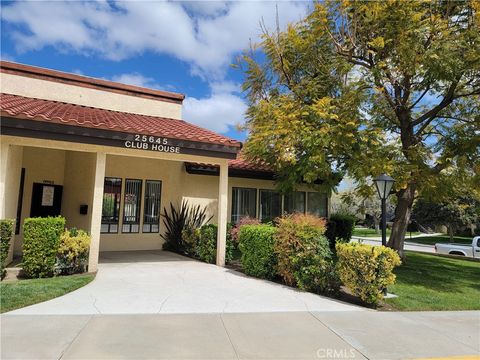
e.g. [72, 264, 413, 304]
[8, 251, 361, 315]
[2, 311, 479, 359]
[352, 237, 436, 253]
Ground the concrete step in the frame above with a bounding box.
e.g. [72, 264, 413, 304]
[2, 266, 23, 281]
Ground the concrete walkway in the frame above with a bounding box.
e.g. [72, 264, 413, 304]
[2, 311, 479, 359]
[8, 251, 361, 315]
[2, 251, 479, 359]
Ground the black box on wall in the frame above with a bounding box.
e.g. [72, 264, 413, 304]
[79, 204, 88, 215]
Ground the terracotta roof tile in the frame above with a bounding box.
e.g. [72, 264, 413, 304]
[185, 151, 273, 173]
[0, 93, 242, 148]
[228, 152, 272, 172]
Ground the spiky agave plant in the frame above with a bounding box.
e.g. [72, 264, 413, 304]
[161, 201, 212, 254]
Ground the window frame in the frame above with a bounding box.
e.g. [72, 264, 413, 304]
[258, 189, 282, 223]
[231, 187, 257, 224]
[101, 177, 123, 234]
[122, 178, 143, 234]
[283, 191, 306, 215]
[142, 179, 162, 233]
[306, 192, 329, 218]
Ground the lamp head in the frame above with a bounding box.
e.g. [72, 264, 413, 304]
[374, 174, 395, 200]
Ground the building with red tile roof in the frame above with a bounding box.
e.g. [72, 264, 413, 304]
[0, 61, 329, 271]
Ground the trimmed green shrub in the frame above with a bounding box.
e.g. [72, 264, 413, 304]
[0, 219, 15, 274]
[23, 216, 65, 278]
[275, 214, 339, 294]
[196, 224, 233, 264]
[56, 228, 91, 275]
[238, 224, 277, 280]
[292, 253, 341, 295]
[325, 214, 356, 250]
[230, 216, 261, 246]
[336, 242, 401, 305]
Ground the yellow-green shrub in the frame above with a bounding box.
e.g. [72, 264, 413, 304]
[336, 242, 401, 305]
[56, 228, 91, 275]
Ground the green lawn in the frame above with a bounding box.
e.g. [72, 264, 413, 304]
[352, 227, 422, 238]
[386, 252, 480, 311]
[0, 274, 95, 313]
[408, 235, 473, 246]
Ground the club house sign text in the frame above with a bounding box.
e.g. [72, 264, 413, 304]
[124, 134, 180, 153]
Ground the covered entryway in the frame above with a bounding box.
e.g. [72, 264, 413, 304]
[6, 251, 363, 314]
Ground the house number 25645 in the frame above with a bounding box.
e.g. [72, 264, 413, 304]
[134, 134, 168, 145]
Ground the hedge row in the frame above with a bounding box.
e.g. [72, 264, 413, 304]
[239, 214, 341, 295]
[238, 214, 401, 305]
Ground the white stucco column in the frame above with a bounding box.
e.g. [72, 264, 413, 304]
[216, 162, 229, 266]
[0, 141, 24, 264]
[0, 141, 10, 219]
[88, 152, 106, 272]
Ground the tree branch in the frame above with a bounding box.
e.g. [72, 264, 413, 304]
[409, 86, 432, 110]
[413, 76, 462, 135]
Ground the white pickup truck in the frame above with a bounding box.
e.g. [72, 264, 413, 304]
[435, 236, 480, 258]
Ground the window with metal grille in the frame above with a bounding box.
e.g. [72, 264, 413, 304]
[143, 180, 161, 233]
[122, 179, 142, 233]
[284, 191, 306, 214]
[101, 177, 122, 233]
[231, 187, 257, 224]
[307, 192, 328, 218]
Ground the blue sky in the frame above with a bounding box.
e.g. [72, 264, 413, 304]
[0, 1, 310, 141]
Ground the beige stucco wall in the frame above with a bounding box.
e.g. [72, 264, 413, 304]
[5, 136, 329, 255]
[100, 154, 185, 251]
[62, 151, 96, 232]
[14, 147, 66, 254]
[182, 173, 220, 223]
[0, 72, 182, 119]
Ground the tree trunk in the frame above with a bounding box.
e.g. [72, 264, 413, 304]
[374, 218, 380, 234]
[448, 225, 454, 242]
[387, 182, 416, 260]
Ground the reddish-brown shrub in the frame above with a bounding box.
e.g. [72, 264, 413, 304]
[274, 213, 331, 288]
[230, 216, 261, 244]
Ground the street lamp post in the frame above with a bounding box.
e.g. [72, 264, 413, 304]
[373, 174, 395, 247]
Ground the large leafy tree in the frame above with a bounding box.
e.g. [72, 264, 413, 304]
[240, 0, 480, 257]
[413, 195, 480, 240]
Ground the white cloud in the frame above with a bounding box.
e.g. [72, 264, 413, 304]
[0, 53, 15, 62]
[110, 72, 160, 89]
[183, 81, 247, 133]
[181, 1, 229, 17]
[2, 1, 306, 134]
[1, 1, 309, 78]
